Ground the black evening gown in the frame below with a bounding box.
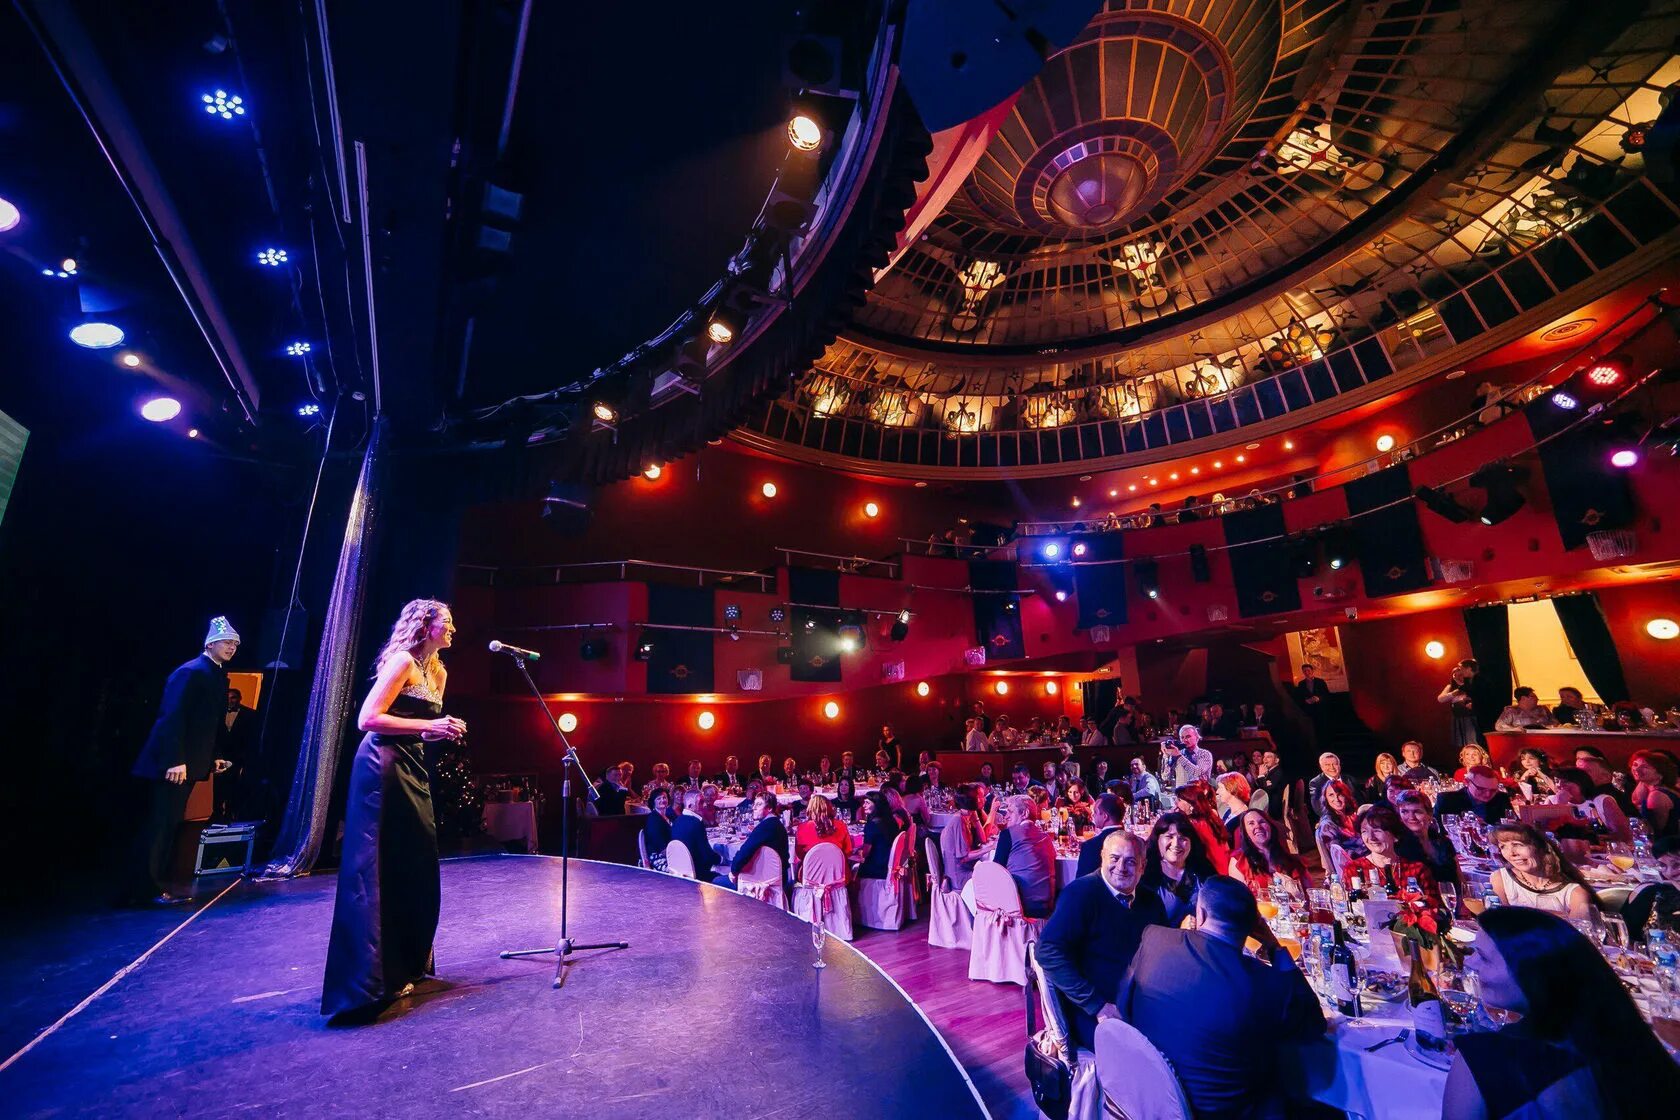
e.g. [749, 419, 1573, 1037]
[321, 684, 441, 1017]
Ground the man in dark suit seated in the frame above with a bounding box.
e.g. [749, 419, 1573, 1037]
[713, 754, 744, 789]
[725, 791, 788, 890]
[836, 750, 860, 785]
[1075, 793, 1125, 878]
[1433, 764, 1514, 824]
[1035, 830, 1167, 1047]
[593, 764, 631, 815]
[1116, 875, 1326, 1120]
[670, 790, 721, 883]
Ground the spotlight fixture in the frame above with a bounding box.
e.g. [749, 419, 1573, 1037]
[119, 352, 142, 368]
[726, 624, 740, 642]
[697, 710, 716, 731]
[579, 639, 607, 661]
[1109, 489, 1118, 499]
[285, 341, 312, 356]
[1322, 528, 1353, 572]
[864, 501, 880, 518]
[592, 401, 618, 426]
[1128, 484, 1138, 492]
[706, 306, 746, 345]
[1415, 485, 1474, 523]
[1134, 558, 1160, 600]
[803, 618, 817, 632]
[140, 397, 182, 422]
[1071, 496, 1082, 508]
[1584, 358, 1626, 388]
[1375, 434, 1396, 453]
[188, 429, 200, 439]
[1043, 542, 1061, 560]
[823, 700, 840, 720]
[1425, 641, 1446, 659]
[839, 635, 859, 653]
[1072, 542, 1088, 558]
[723, 603, 741, 622]
[42, 259, 77, 279]
[558, 712, 579, 733]
[768, 607, 786, 623]
[915, 681, 930, 697]
[256, 247, 288, 267]
[1647, 618, 1679, 640]
[70, 321, 124, 349]
[1549, 390, 1579, 410]
[297, 403, 321, 417]
[643, 463, 662, 480]
[634, 635, 654, 661]
[889, 609, 910, 642]
[1470, 463, 1529, 526]
[1610, 447, 1640, 469]
[1054, 589, 1069, 602]
[1284, 440, 1295, 450]
[201, 89, 246, 119]
[761, 481, 778, 499]
[787, 112, 824, 152]
[0, 196, 18, 232]
[1235, 455, 1246, 463]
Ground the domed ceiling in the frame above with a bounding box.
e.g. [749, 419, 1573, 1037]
[737, 0, 1680, 475]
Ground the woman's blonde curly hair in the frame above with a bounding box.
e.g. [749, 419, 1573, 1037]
[373, 598, 450, 680]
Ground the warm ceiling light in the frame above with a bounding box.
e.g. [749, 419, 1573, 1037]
[1213, 460, 1223, 469]
[119, 352, 142, 368]
[864, 501, 880, 518]
[1071, 496, 1081, 507]
[70, 322, 124, 349]
[761, 481, 778, 498]
[1246, 443, 1260, 450]
[1235, 454, 1246, 463]
[140, 397, 181, 422]
[0, 196, 19, 231]
[1376, 434, 1396, 453]
[707, 306, 746, 345]
[1128, 484, 1138, 492]
[1148, 478, 1159, 486]
[994, 680, 1009, 695]
[1044, 680, 1058, 695]
[1169, 472, 1179, 481]
[788, 113, 824, 152]
[915, 681, 930, 697]
[1190, 467, 1200, 475]
[1610, 448, 1639, 469]
[823, 700, 840, 719]
[1647, 618, 1679, 640]
[1424, 641, 1446, 660]
[187, 428, 199, 439]
[592, 401, 618, 424]
[1109, 489, 1118, 498]
[558, 712, 579, 733]
[1284, 440, 1295, 450]
[697, 710, 716, 730]
[643, 464, 662, 480]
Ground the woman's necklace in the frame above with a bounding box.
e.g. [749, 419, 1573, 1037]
[1511, 867, 1557, 893]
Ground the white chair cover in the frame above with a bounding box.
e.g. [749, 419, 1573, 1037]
[924, 835, 972, 949]
[791, 842, 853, 941]
[1093, 1018, 1190, 1120]
[967, 860, 1040, 986]
[1027, 946, 1100, 1120]
[858, 831, 911, 930]
[737, 846, 786, 910]
[903, 823, 920, 921]
[1326, 841, 1353, 883]
[636, 831, 652, 870]
[664, 840, 697, 879]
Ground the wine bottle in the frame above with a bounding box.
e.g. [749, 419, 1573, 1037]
[1408, 945, 1448, 1042]
[1347, 873, 1366, 925]
[1329, 920, 1362, 1018]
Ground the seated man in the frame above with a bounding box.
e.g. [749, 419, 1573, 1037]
[680, 759, 707, 792]
[1398, 739, 1442, 783]
[1076, 793, 1125, 878]
[1034, 830, 1167, 1047]
[1116, 875, 1326, 1119]
[1494, 686, 1558, 731]
[727, 791, 788, 890]
[594, 764, 630, 815]
[1307, 752, 1343, 816]
[670, 790, 721, 882]
[713, 754, 743, 789]
[1434, 764, 1514, 824]
[992, 794, 1059, 918]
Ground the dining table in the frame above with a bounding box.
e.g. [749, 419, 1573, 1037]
[1278, 998, 1449, 1120]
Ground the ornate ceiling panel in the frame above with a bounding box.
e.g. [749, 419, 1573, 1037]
[735, 0, 1680, 476]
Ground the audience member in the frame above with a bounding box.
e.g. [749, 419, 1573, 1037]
[1438, 659, 1481, 750]
[1510, 746, 1557, 802]
[855, 792, 901, 883]
[1307, 752, 1343, 816]
[1551, 685, 1588, 727]
[993, 794, 1058, 919]
[1228, 809, 1308, 898]
[671, 791, 720, 881]
[1390, 790, 1461, 889]
[1163, 725, 1215, 786]
[1630, 748, 1680, 838]
[1341, 804, 1443, 908]
[712, 756, 742, 789]
[642, 788, 674, 871]
[1361, 753, 1398, 804]
[752, 754, 776, 785]
[1315, 779, 1363, 863]
[1252, 750, 1286, 816]
[1495, 686, 1558, 731]
[794, 794, 853, 864]
[1546, 767, 1630, 844]
[940, 786, 986, 907]
[1292, 662, 1331, 744]
[727, 791, 789, 889]
[1035, 830, 1167, 1047]
[1573, 745, 1635, 815]
[1434, 764, 1514, 824]
[1117, 876, 1325, 1120]
[1079, 715, 1108, 747]
[1397, 739, 1441, 783]
[832, 777, 859, 818]
[594, 764, 631, 815]
[1488, 823, 1596, 919]
[1444, 907, 1680, 1119]
[1127, 757, 1162, 809]
[1141, 811, 1216, 926]
[878, 724, 903, 769]
[837, 750, 860, 783]
[1076, 794, 1125, 877]
[963, 717, 988, 751]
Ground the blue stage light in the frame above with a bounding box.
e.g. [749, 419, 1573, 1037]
[70, 321, 124, 349]
[1550, 390, 1578, 410]
[42, 258, 77, 279]
[256, 247, 288, 267]
[285, 341, 312, 356]
[201, 90, 246, 119]
[0, 196, 19, 232]
[297, 403, 321, 417]
[1042, 542, 1061, 559]
[141, 397, 182, 422]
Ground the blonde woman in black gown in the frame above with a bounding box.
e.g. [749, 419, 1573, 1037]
[322, 599, 466, 1021]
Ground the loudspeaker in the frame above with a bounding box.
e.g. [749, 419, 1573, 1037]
[1189, 544, 1211, 582]
[579, 639, 607, 661]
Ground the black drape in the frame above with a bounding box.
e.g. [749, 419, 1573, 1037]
[1524, 402, 1637, 550]
[969, 559, 1024, 660]
[1462, 603, 1513, 735]
[1344, 464, 1432, 597]
[1222, 504, 1301, 617]
[1080, 679, 1119, 726]
[646, 584, 714, 694]
[789, 605, 845, 683]
[1552, 594, 1631, 703]
[787, 566, 842, 608]
[1073, 532, 1128, 629]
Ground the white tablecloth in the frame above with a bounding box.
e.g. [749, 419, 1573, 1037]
[1278, 1000, 1448, 1120]
[482, 801, 538, 852]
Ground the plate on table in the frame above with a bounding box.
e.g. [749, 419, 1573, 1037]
[1361, 972, 1408, 1002]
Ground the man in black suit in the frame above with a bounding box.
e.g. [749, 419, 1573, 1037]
[1036, 830, 1167, 1046]
[1434, 764, 1514, 824]
[1292, 662, 1332, 747]
[1307, 752, 1344, 816]
[836, 750, 860, 785]
[670, 789, 721, 882]
[1075, 793, 1125, 878]
[713, 754, 744, 789]
[128, 617, 240, 905]
[593, 765, 631, 815]
[1116, 876, 1326, 1119]
[725, 791, 789, 890]
[681, 759, 707, 793]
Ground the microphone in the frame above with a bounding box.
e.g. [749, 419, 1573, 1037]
[488, 640, 541, 662]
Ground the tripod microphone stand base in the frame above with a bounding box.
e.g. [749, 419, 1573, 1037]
[499, 938, 632, 988]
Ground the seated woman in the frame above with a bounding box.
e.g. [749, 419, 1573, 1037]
[642, 788, 674, 871]
[794, 794, 853, 866]
[1141, 812, 1217, 926]
[1174, 781, 1232, 873]
[1026, 784, 1052, 819]
[1342, 804, 1444, 909]
[1315, 779, 1365, 869]
[1453, 744, 1519, 790]
[1361, 753, 1399, 805]
[1512, 746, 1557, 802]
[1213, 771, 1256, 827]
[1228, 808, 1309, 899]
[1630, 748, 1680, 838]
[880, 784, 914, 833]
[1547, 766, 1630, 844]
[1390, 789, 1461, 889]
[977, 761, 997, 789]
[1489, 822, 1596, 919]
[1444, 907, 1680, 1120]
[1056, 779, 1093, 830]
[831, 777, 859, 821]
[854, 792, 901, 881]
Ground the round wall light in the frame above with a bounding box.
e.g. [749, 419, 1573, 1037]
[1647, 618, 1679, 640]
[697, 710, 716, 730]
[864, 501, 880, 518]
[995, 680, 1009, 696]
[1424, 641, 1446, 660]
[1044, 680, 1058, 696]
[761, 481, 778, 499]
[822, 700, 840, 720]
[558, 712, 579, 733]
[915, 681, 930, 697]
[1376, 434, 1396, 453]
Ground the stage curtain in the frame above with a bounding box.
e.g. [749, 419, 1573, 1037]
[1073, 532, 1128, 629]
[787, 566, 841, 608]
[1222, 504, 1301, 617]
[1344, 464, 1432, 597]
[1551, 593, 1631, 704]
[265, 417, 386, 878]
[1079, 678, 1119, 726]
[1523, 401, 1637, 550]
[1462, 603, 1512, 735]
[646, 584, 715, 694]
[969, 559, 1024, 661]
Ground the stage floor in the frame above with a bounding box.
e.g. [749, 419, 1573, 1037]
[1, 855, 988, 1119]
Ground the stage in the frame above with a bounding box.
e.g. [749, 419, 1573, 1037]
[0, 856, 988, 1119]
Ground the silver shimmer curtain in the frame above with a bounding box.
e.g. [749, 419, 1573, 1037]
[264, 416, 387, 877]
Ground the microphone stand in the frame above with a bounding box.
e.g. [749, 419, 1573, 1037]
[496, 653, 629, 987]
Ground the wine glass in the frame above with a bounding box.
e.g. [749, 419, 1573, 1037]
[1436, 963, 1479, 1029]
[1597, 913, 1630, 964]
[810, 919, 827, 969]
[1439, 882, 1459, 918]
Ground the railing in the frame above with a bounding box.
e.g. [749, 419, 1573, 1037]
[774, 547, 899, 577]
[458, 558, 776, 591]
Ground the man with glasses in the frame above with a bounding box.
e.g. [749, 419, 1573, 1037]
[1434, 764, 1514, 824]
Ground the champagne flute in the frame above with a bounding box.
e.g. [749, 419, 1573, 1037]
[810, 918, 827, 969]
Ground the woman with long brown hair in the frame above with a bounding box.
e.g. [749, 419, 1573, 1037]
[1488, 822, 1596, 919]
[322, 599, 467, 1022]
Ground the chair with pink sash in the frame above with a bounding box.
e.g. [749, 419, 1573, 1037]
[924, 835, 973, 950]
[857, 832, 912, 930]
[791, 842, 853, 941]
[968, 859, 1042, 985]
[736, 846, 786, 910]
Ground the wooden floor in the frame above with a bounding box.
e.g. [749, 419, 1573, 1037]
[849, 919, 1040, 1120]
